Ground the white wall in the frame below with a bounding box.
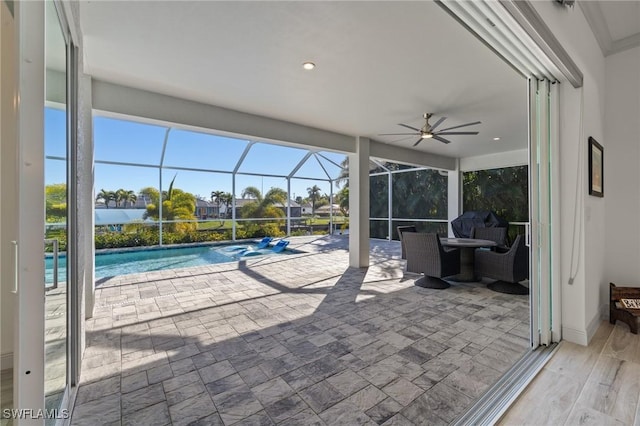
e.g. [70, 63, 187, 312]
[532, 1, 607, 344]
[604, 47, 640, 289]
[460, 148, 528, 172]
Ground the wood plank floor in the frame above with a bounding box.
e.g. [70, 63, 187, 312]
[500, 320, 640, 425]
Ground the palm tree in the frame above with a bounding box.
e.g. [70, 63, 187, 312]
[307, 185, 321, 214]
[335, 157, 349, 188]
[336, 187, 349, 216]
[240, 186, 287, 219]
[219, 192, 233, 223]
[114, 189, 124, 207]
[143, 175, 197, 232]
[124, 190, 137, 208]
[96, 189, 115, 208]
[112, 189, 138, 208]
[239, 186, 288, 236]
[211, 190, 224, 219]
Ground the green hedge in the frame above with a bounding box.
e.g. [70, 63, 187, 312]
[93, 222, 287, 250]
[94, 228, 227, 249]
[46, 221, 333, 252]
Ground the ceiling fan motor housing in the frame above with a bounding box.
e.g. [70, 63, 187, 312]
[378, 112, 480, 146]
[422, 113, 433, 134]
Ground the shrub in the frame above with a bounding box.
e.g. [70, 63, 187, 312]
[95, 228, 159, 249]
[45, 229, 67, 252]
[92, 221, 291, 250]
[94, 227, 229, 249]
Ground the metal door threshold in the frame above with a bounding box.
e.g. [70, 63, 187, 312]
[452, 342, 559, 426]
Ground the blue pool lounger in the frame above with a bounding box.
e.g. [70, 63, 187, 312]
[272, 240, 289, 253]
[256, 237, 273, 249]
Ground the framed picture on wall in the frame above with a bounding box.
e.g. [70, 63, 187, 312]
[588, 137, 603, 197]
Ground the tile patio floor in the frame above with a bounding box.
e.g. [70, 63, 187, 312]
[71, 235, 530, 425]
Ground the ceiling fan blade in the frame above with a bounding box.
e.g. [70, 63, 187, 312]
[430, 116, 447, 131]
[412, 138, 424, 147]
[436, 131, 479, 135]
[433, 135, 452, 144]
[437, 121, 481, 132]
[379, 132, 420, 136]
[398, 123, 421, 132]
[391, 136, 418, 143]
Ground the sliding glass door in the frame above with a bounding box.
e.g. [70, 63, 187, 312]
[10, 0, 78, 419]
[44, 0, 70, 414]
[528, 78, 559, 346]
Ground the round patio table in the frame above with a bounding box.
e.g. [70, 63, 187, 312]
[440, 238, 497, 282]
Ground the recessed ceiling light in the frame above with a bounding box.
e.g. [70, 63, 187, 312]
[302, 62, 315, 70]
[493, 137, 501, 141]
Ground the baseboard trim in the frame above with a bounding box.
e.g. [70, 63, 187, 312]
[1, 352, 13, 370]
[562, 326, 588, 345]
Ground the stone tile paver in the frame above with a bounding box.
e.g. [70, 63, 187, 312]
[72, 235, 529, 425]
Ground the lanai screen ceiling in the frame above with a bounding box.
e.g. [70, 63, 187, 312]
[91, 115, 349, 183]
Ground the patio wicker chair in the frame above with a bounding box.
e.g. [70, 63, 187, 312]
[475, 234, 529, 294]
[471, 226, 508, 252]
[397, 225, 417, 259]
[403, 232, 460, 289]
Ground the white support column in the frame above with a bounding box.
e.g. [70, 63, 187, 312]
[447, 160, 461, 237]
[349, 137, 370, 267]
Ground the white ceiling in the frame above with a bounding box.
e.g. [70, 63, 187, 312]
[580, 0, 640, 56]
[79, 1, 528, 159]
[601, 1, 640, 40]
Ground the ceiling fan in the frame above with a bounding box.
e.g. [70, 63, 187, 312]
[380, 113, 481, 146]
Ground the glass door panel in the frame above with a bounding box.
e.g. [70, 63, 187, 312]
[44, 0, 69, 415]
[528, 78, 554, 347]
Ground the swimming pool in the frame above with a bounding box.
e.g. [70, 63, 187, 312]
[44, 242, 293, 283]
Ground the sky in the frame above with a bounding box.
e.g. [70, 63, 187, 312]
[45, 109, 348, 203]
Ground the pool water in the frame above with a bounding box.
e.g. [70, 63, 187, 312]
[44, 243, 290, 283]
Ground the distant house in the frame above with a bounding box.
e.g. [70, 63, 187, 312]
[300, 203, 313, 215]
[226, 198, 302, 218]
[315, 204, 343, 216]
[195, 199, 217, 219]
[97, 194, 219, 220]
